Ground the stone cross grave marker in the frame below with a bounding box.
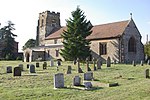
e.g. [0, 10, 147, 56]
[54, 73, 64, 89]
[145, 69, 149, 78]
[97, 58, 101, 69]
[50, 59, 54, 67]
[106, 57, 111, 67]
[6, 66, 12, 73]
[73, 76, 81, 86]
[36, 62, 39, 67]
[18, 64, 23, 71]
[84, 71, 93, 81]
[29, 64, 35, 73]
[66, 66, 72, 74]
[13, 67, 21, 76]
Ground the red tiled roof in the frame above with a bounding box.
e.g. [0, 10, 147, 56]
[45, 20, 130, 40]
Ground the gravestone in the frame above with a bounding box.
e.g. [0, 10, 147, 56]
[140, 60, 144, 66]
[43, 62, 47, 70]
[54, 73, 64, 88]
[29, 64, 35, 73]
[97, 58, 101, 69]
[132, 61, 136, 66]
[145, 69, 149, 78]
[73, 76, 81, 86]
[57, 60, 61, 66]
[93, 58, 97, 71]
[66, 66, 72, 74]
[86, 58, 91, 71]
[6, 66, 12, 73]
[106, 57, 111, 67]
[84, 82, 92, 89]
[18, 64, 23, 71]
[36, 62, 39, 67]
[50, 59, 54, 67]
[84, 71, 93, 81]
[27, 64, 30, 69]
[13, 67, 21, 76]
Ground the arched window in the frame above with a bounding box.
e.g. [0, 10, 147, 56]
[128, 37, 136, 52]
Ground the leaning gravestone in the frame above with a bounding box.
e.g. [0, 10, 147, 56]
[145, 69, 149, 78]
[73, 76, 81, 86]
[29, 64, 35, 73]
[54, 73, 64, 89]
[66, 66, 72, 74]
[84, 71, 93, 81]
[106, 57, 111, 67]
[13, 67, 21, 76]
[97, 58, 101, 69]
[50, 59, 54, 67]
[6, 66, 12, 73]
[36, 62, 39, 67]
[18, 64, 23, 71]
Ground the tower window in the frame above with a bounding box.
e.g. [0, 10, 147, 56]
[99, 42, 107, 55]
[128, 37, 136, 52]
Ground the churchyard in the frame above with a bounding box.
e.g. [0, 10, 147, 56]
[0, 60, 150, 100]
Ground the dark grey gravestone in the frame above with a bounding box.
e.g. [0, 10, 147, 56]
[73, 76, 81, 86]
[54, 73, 64, 89]
[145, 69, 149, 78]
[43, 62, 47, 70]
[97, 58, 101, 69]
[6, 66, 12, 73]
[106, 57, 111, 67]
[18, 64, 23, 71]
[57, 60, 61, 66]
[29, 64, 35, 73]
[36, 62, 39, 67]
[66, 66, 71, 74]
[84, 71, 93, 81]
[27, 64, 29, 69]
[13, 67, 21, 76]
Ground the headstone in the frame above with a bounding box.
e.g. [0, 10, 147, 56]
[6, 66, 12, 73]
[106, 57, 111, 67]
[93, 58, 97, 71]
[57, 60, 61, 66]
[84, 72, 93, 81]
[86, 58, 91, 71]
[84, 82, 92, 89]
[132, 61, 136, 66]
[29, 64, 35, 73]
[66, 66, 71, 74]
[140, 60, 144, 66]
[36, 62, 39, 67]
[18, 64, 23, 71]
[50, 59, 54, 67]
[27, 64, 29, 69]
[13, 67, 21, 76]
[147, 60, 150, 65]
[43, 62, 47, 70]
[54, 73, 64, 88]
[97, 59, 101, 69]
[145, 69, 149, 78]
[73, 76, 81, 86]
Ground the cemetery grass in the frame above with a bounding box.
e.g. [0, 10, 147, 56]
[0, 61, 150, 100]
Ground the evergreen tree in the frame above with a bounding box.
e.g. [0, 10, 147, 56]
[60, 7, 92, 61]
[0, 21, 17, 60]
[144, 41, 150, 60]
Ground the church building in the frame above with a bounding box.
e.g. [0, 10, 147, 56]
[23, 11, 144, 63]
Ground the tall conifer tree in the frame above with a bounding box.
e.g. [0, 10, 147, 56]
[60, 7, 92, 61]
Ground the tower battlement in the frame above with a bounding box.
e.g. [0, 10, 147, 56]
[40, 10, 60, 16]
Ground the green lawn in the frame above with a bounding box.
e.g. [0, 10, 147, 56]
[0, 61, 150, 100]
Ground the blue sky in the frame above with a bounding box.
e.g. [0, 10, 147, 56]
[0, 0, 150, 52]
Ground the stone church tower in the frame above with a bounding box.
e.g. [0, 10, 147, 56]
[36, 11, 61, 46]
